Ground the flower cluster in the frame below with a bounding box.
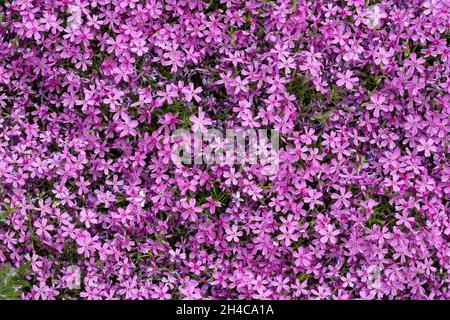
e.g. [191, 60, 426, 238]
[0, 0, 449, 300]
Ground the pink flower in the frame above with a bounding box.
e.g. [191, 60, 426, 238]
[318, 224, 340, 244]
[223, 167, 241, 186]
[417, 138, 437, 157]
[336, 70, 358, 90]
[225, 224, 242, 242]
[180, 198, 203, 222]
[182, 83, 202, 103]
[304, 189, 324, 209]
[190, 109, 212, 134]
[116, 117, 138, 137]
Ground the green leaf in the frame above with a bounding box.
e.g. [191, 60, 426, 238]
[0, 262, 31, 300]
[0, 206, 16, 223]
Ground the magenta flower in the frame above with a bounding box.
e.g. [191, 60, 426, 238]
[0, 0, 448, 302]
[180, 198, 203, 222]
[336, 70, 358, 90]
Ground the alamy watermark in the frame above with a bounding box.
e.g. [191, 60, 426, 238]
[171, 128, 280, 176]
[366, 5, 387, 29]
[65, 265, 81, 290]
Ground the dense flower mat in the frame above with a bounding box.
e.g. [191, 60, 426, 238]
[0, 0, 449, 299]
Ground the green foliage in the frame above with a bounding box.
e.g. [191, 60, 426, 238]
[0, 206, 16, 223]
[0, 262, 31, 300]
[286, 74, 334, 126]
[211, 185, 231, 206]
[286, 75, 318, 108]
[206, 0, 227, 13]
[365, 196, 395, 228]
[361, 65, 384, 93]
[312, 109, 334, 125]
[296, 272, 310, 282]
[196, 183, 231, 209]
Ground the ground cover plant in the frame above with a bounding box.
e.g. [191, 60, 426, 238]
[0, 0, 449, 300]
